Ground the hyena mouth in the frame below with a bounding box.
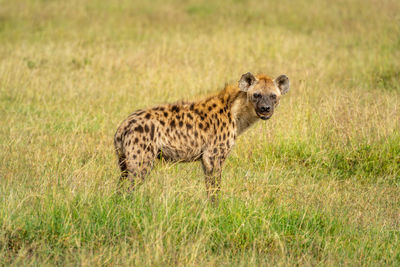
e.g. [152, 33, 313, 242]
[256, 112, 271, 120]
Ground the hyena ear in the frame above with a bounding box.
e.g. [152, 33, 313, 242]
[238, 72, 256, 92]
[274, 75, 290, 95]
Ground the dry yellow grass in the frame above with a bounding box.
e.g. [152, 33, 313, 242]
[0, 0, 399, 265]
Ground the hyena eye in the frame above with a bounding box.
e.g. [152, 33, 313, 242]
[270, 94, 277, 100]
[253, 93, 261, 99]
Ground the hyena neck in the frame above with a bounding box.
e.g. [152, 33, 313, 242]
[220, 85, 259, 136]
[231, 95, 259, 135]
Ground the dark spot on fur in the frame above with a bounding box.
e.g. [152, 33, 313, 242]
[171, 105, 180, 112]
[208, 106, 212, 111]
[170, 120, 176, 127]
[134, 138, 139, 144]
[186, 123, 192, 129]
[213, 148, 217, 153]
[190, 103, 195, 110]
[194, 131, 198, 137]
[164, 112, 169, 117]
[179, 121, 183, 127]
[187, 113, 193, 120]
[127, 119, 137, 126]
[160, 120, 165, 126]
[176, 115, 181, 120]
[144, 125, 149, 133]
[145, 113, 151, 119]
[150, 124, 155, 140]
[134, 125, 143, 133]
[219, 109, 223, 114]
[222, 122, 226, 128]
[199, 123, 203, 129]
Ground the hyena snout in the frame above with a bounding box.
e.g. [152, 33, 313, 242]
[255, 100, 274, 120]
[258, 104, 271, 113]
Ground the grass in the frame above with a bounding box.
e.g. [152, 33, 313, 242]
[0, 0, 400, 265]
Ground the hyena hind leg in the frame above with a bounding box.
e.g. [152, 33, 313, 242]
[119, 153, 156, 192]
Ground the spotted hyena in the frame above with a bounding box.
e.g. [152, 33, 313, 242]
[114, 72, 289, 201]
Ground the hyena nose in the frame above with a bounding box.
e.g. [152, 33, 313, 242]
[260, 105, 271, 113]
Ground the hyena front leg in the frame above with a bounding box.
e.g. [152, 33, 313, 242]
[201, 149, 227, 203]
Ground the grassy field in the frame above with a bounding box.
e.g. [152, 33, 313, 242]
[1, 0, 400, 265]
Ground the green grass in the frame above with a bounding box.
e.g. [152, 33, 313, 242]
[1, 0, 400, 265]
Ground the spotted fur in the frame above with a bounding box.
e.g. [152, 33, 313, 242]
[114, 72, 290, 201]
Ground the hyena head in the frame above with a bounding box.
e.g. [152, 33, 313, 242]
[238, 72, 289, 120]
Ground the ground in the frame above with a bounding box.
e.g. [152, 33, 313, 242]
[0, 0, 399, 265]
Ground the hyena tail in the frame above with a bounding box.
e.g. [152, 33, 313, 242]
[117, 151, 127, 175]
[114, 132, 128, 179]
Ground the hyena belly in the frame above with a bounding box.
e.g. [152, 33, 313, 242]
[157, 142, 203, 162]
